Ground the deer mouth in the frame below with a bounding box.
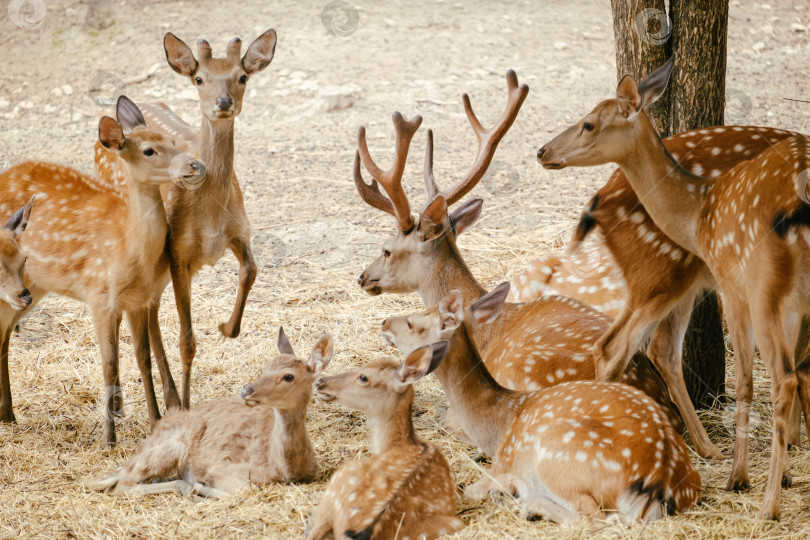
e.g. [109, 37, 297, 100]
[316, 389, 336, 401]
[540, 161, 564, 170]
[381, 332, 396, 347]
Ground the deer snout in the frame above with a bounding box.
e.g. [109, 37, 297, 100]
[315, 378, 325, 389]
[19, 289, 31, 306]
[240, 386, 254, 400]
[215, 96, 234, 111]
[536, 147, 545, 161]
[357, 271, 381, 295]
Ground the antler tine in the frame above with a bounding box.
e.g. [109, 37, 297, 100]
[356, 112, 422, 231]
[423, 129, 440, 200]
[354, 150, 396, 214]
[444, 69, 529, 205]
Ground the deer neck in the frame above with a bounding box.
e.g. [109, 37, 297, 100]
[198, 116, 235, 198]
[614, 115, 709, 254]
[121, 164, 168, 265]
[418, 237, 486, 307]
[433, 321, 522, 457]
[369, 393, 417, 455]
[270, 406, 315, 479]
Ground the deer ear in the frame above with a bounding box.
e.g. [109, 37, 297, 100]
[4, 196, 34, 237]
[164, 32, 198, 76]
[450, 198, 482, 236]
[116, 96, 146, 132]
[98, 116, 126, 151]
[243, 29, 277, 74]
[616, 75, 642, 118]
[471, 282, 509, 325]
[309, 334, 333, 375]
[277, 326, 295, 356]
[637, 55, 675, 107]
[397, 342, 443, 389]
[419, 195, 448, 241]
[437, 290, 464, 332]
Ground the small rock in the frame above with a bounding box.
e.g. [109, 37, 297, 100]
[761, 24, 773, 34]
[317, 84, 361, 112]
[791, 23, 807, 32]
[752, 41, 765, 52]
[299, 80, 319, 93]
[581, 31, 606, 41]
[51, 87, 63, 97]
[553, 41, 567, 50]
[755, 3, 771, 10]
[289, 71, 307, 80]
[61, 84, 73, 96]
[0, 99, 9, 109]
[468, 68, 489, 78]
[384, 19, 395, 27]
[19, 100, 34, 109]
[71, 112, 83, 122]
[43, 104, 58, 113]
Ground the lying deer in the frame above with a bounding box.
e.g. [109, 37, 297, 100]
[354, 71, 680, 430]
[89, 328, 331, 496]
[95, 30, 277, 410]
[0, 97, 205, 445]
[382, 283, 700, 523]
[538, 55, 807, 520]
[306, 342, 465, 540]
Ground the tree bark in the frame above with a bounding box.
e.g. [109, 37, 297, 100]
[611, 0, 729, 409]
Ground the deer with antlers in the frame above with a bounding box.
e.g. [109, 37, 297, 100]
[0, 97, 205, 445]
[306, 342, 465, 540]
[90, 328, 331, 496]
[94, 30, 277, 411]
[538, 55, 810, 520]
[354, 71, 681, 432]
[382, 283, 700, 523]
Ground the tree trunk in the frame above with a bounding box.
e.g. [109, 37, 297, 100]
[611, 0, 729, 409]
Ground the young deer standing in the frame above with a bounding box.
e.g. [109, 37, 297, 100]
[89, 328, 331, 496]
[0, 97, 205, 445]
[355, 72, 680, 430]
[306, 342, 465, 540]
[538, 56, 808, 520]
[514, 125, 799, 459]
[95, 30, 277, 411]
[382, 283, 700, 523]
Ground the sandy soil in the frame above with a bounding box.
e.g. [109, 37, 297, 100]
[1, 0, 809, 538]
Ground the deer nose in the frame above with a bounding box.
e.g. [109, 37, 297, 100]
[536, 147, 546, 161]
[240, 386, 254, 399]
[19, 289, 31, 306]
[357, 273, 366, 286]
[215, 96, 233, 110]
[315, 378, 325, 388]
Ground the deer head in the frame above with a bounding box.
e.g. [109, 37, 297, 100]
[356, 71, 528, 297]
[240, 327, 333, 411]
[0, 198, 34, 310]
[99, 96, 206, 187]
[163, 29, 277, 121]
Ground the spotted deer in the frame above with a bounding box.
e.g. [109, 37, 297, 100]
[538, 55, 810, 520]
[355, 71, 680, 431]
[89, 328, 331, 496]
[382, 283, 700, 523]
[95, 30, 277, 410]
[516, 125, 799, 460]
[0, 97, 205, 445]
[306, 342, 465, 540]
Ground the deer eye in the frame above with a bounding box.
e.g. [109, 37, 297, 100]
[194, 76, 204, 85]
[239, 74, 248, 84]
[407, 320, 413, 331]
[383, 249, 391, 258]
[583, 122, 595, 132]
[143, 148, 155, 156]
[283, 374, 294, 382]
[358, 374, 368, 383]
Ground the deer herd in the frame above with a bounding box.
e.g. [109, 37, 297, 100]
[0, 26, 807, 536]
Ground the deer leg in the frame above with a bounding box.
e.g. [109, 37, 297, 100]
[126, 309, 160, 428]
[304, 499, 335, 540]
[169, 260, 196, 410]
[792, 315, 810, 450]
[147, 299, 181, 411]
[749, 296, 796, 521]
[92, 308, 123, 446]
[723, 298, 755, 491]
[219, 235, 257, 339]
[114, 479, 194, 497]
[0, 325, 15, 422]
[594, 302, 659, 382]
[647, 294, 725, 459]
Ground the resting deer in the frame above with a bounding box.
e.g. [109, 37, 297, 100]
[381, 283, 700, 523]
[515, 125, 800, 459]
[306, 342, 465, 540]
[354, 71, 680, 430]
[89, 328, 331, 496]
[95, 30, 277, 410]
[0, 97, 205, 445]
[538, 55, 809, 520]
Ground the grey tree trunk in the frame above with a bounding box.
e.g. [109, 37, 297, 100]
[611, 0, 729, 409]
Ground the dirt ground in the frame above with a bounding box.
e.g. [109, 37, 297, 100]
[1, 0, 810, 538]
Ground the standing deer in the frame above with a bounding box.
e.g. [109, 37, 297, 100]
[354, 71, 680, 431]
[0, 97, 205, 445]
[89, 328, 331, 496]
[95, 30, 277, 411]
[538, 56, 808, 520]
[382, 283, 700, 523]
[514, 125, 799, 459]
[306, 342, 465, 540]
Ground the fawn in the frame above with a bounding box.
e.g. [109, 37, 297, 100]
[538, 55, 808, 520]
[89, 328, 331, 496]
[306, 342, 465, 540]
[0, 97, 204, 445]
[381, 283, 699, 523]
[355, 72, 680, 432]
[95, 30, 277, 411]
